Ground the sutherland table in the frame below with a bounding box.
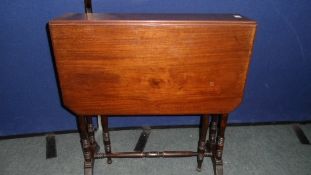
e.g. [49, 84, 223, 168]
[49, 13, 257, 175]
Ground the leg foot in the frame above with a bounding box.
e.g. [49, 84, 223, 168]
[212, 161, 223, 175]
[84, 161, 93, 175]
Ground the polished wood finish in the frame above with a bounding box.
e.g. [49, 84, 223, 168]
[49, 13, 256, 116]
[49, 13, 256, 175]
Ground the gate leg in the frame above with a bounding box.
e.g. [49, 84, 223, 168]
[212, 114, 228, 175]
[197, 115, 209, 171]
[101, 116, 112, 164]
[77, 116, 94, 175]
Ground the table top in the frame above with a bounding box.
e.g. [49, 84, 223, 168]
[50, 13, 256, 24]
[49, 13, 257, 115]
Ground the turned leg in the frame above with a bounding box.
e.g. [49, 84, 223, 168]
[212, 114, 228, 175]
[86, 117, 100, 152]
[101, 116, 112, 164]
[207, 115, 218, 154]
[197, 115, 209, 171]
[77, 116, 94, 175]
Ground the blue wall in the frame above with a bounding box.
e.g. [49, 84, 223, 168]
[1, 0, 310, 136]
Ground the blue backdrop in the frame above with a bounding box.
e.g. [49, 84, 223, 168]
[1, 0, 310, 136]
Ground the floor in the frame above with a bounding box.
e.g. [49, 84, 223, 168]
[0, 124, 310, 175]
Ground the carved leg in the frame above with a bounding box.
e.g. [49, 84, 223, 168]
[101, 116, 112, 164]
[207, 115, 218, 154]
[86, 117, 100, 153]
[77, 116, 94, 175]
[212, 114, 228, 175]
[197, 115, 209, 172]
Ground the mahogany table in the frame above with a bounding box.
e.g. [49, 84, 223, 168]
[49, 13, 256, 175]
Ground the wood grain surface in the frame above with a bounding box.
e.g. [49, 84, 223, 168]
[49, 13, 256, 115]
